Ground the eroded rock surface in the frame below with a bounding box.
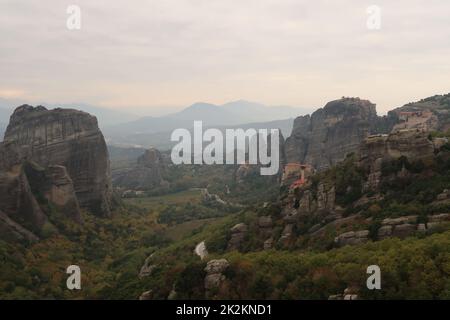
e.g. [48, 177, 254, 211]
[0, 105, 113, 242]
[204, 259, 229, 296]
[4, 105, 112, 217]
[285, 98, 394, 170]
[227, 223, 247, 251]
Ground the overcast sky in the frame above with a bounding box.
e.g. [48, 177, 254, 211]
[0, 0, 449, 115]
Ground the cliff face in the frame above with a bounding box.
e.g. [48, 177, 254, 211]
[4, 105, 112, 217]
[0, 142, 48, 235]
[285, 98, 395, 170]
[267, 128, 447, 251]
[0, 105, 113, 242]
[359, 129, 437, 190]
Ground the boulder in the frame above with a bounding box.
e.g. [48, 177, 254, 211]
[204, 259, 229, 293]
[263, 238, 274, 250]
[227, 224, 247, 251]
[204, 259, 230, 275]
[139, 290, 153, 300]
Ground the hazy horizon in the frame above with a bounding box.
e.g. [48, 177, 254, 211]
[1, 0, 449, 115]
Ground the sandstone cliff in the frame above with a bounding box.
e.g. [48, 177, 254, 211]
[270, 128, 448, 250]
[359, 129, 436, 190]
[0, 142, 47, 236]
[285, 97, 396, 170]
[0, 105, 113, 242]
[3, 105, 112, 217]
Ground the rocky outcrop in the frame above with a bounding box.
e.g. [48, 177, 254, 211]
[0, 105, 114, 242]
[279, 224, 294, 244]
[287, 182, 336, 216]
[378, 214, 450, 239]
[0, 143, 48, 234]
[24, 163, 82, 223]
[3, 105, 112, 217]
[0, 147, 82, 238]
[263, 238, 274, 250]
[332, 214, 450, 246]
[317, 183, 336, 211]
[329, 287, 360, 300]
[258, 216, 273, 238]
[285, 98, 393, 170]
[139, 290, 153, 300]
[427, 214, 450, 231]
[204, 259, 229, 297]
[227, 223, 247, 251]
[139, 254, 157, 278]
[360, 130, 435, 190]
[0, 210, 39, 243]
[334, 230, 369, 247]
[113, 148, 169, 191]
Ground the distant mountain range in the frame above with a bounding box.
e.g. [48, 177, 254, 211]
[103, 100, 305, 135]
[0, 98, 308, 146]
[103, 100, 307, 149]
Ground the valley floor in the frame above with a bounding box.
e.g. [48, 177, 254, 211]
[1, 189, 450, 300]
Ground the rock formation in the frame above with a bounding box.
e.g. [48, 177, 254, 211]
[0, 209, 40, 243]
[227, 223, 247, 251]
[204, 259, 229, 297]
[139, 290, 153, 300]
[334, 230, 369, 247]
[359, 129, 436, 190]
[285, 97, 395, 170]
[0, 105, 113, 242]
[258, 216, 273, 239]
[3, 105, 112, 217]
[24, 162, 82, 223]
[0, 142, 48, 237]
[139, 254, 157, 278]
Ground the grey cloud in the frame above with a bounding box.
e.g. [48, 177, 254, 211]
[0, 0, 449, 113]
